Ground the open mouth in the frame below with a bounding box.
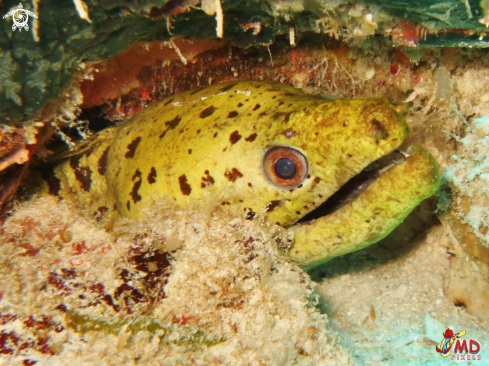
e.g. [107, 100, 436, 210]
[298, 150, 410, 223]
[288, 144, 439, 269]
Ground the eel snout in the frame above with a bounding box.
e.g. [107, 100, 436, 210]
[287, 145, 440, 270]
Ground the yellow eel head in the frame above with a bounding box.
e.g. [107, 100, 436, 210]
[40, 81, 440, 270]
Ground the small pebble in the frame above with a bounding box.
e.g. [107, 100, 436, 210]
[59, 230, 73, 243]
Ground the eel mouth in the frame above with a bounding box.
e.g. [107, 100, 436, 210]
[287, 144, 440, 269]
[298, 149, 410, 223]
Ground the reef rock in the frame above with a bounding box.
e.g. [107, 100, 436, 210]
[439, 117, 489, 319]
[0, 197, 351, 365]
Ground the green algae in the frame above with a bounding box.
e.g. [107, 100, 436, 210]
[65, 310, 225, 348]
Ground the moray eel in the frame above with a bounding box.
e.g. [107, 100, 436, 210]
[34, 81, 440, 270]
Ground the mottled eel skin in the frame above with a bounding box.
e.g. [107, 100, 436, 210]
[35, 81, 440, 270]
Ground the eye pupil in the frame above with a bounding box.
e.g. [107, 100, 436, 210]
[264, 146, 307, 189]
[274, 158, 297, 180]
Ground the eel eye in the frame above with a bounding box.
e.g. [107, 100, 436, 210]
[264, 147, 308, 188]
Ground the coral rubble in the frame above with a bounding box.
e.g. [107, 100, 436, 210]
[0, 197, 351, 365]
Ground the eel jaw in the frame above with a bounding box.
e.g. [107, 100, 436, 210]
[287, 145, 440, 271]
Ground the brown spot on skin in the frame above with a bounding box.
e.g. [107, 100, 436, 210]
[245, 133, 257, 142]
[70, 155, 92, 192]
[201, 170, 215, 188]
[196, 129, 201, 134]
[237, 102, 243, 107]
[296, 211, 301, 215]
[127, 200, 131, 210]
[200, 106, 217, 118]
[98, 147, 109, 175]
[304, 205, 308, 209]
[297, 184, 303, 188]
[178, 174, 191, 195]
[188, 149, 192, 154]
[314, 177, 321, 183]
[227, 111, 239, 118]
[40, 166, 61, 196]
[159, 116, 182, 139]
[220, 201, 230, 205]
[266, 200, 281, 212]
[164, 98, 174, 106]
[272, 112, 282, 120]
[318, 194, 323, 198]
[148, 167, 157, 184]
[132, 169, 142, 181]
[248, 182, 252, 187]
[283, 113, 290, 123]
[213, 132, 218, 138]
[306, 174, 311, 179]
[229, 131, 242, 145]
[223, 147, 227, 152]
[220, 83, 237, 92]
[131, 169, 143, 203]
[258, 112, 267, 117]
[224, 168, 243, 182]
[278, 101, 284, 106]
[125, 137, 141, 158]
[252, 104, 261, 111]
